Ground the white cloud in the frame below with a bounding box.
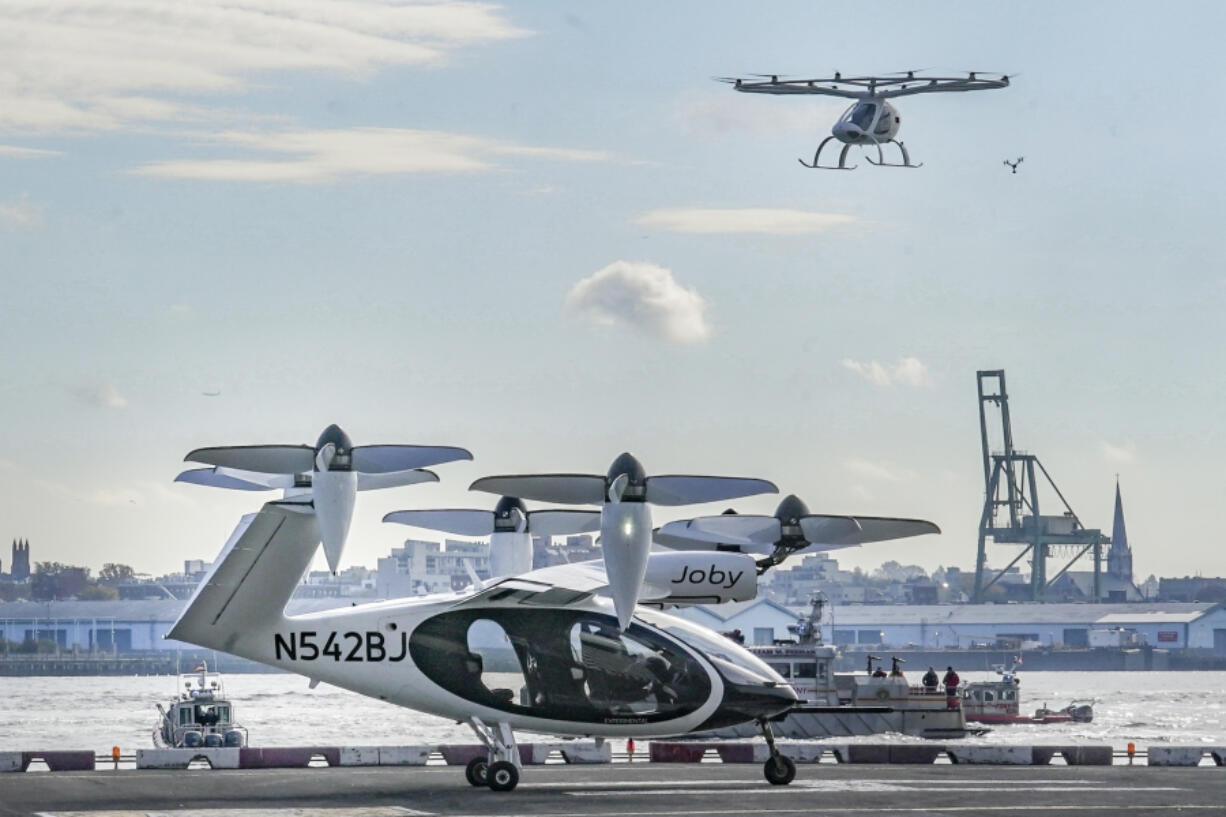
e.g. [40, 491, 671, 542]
[0, 144, 59, 158]
[842, 357, 932, 387]
[636, 208, 855, 235]
[78, 383, 129, 410]
[845, 458, 912, 482]
[1100, 440, 1137, 465]
[0, 1, 529, 134]
[566, 261, 712, 345]
[131, 127, 611, 182]
[0, 196, 44, 228]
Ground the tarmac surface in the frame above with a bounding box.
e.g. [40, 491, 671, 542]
[2, 763, 1226, 817]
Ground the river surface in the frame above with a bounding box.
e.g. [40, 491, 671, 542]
[1, 671, 1224, 751]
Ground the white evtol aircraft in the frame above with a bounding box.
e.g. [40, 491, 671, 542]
[167, 443, 937, 792]
[721, 71, 1009, 169]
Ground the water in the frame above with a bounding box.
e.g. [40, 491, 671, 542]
[1, 671, 1224, 751]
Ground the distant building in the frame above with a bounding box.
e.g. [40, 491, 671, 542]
[1159, 577, 1226, 603]
[1107, 479, 1134, 583]
[376, 538, 490, 598]
[10, 539, 30, 581]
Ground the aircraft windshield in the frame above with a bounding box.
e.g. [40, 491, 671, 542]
[410, 608, 712, 724]
[635, 609, 787, 686]
[846, 101, 878, 130]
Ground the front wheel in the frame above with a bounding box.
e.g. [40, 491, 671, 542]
[764, 754, 796, 786]
[465, 757, 488, 787]
[487, 760, 519, 792]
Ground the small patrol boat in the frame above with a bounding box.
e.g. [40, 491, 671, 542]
[154, 662, 248, 748]
[961, 665, 1094, 725]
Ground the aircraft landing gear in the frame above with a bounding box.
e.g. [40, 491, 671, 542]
[469, 717, 521, 792]
[864, 139, 923, 168]
[464, 756, 488, 787]
[798, 136, 855, 170]
[759, 718, 796, 786]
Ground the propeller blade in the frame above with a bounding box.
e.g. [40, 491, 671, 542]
[382, 509, 495, 536]
[470, 474, 606, 505]
[351, 445, 472, 474]
[214, 467, 297, 489]
[645, 475, 778, 506]
[601, 505, 652, 630]
[850, 516, 941, 543]
[357, 469, 439, 491]
[653, 515, 781, 554]
[185, 444, 313, 474]
[527, 509, 602, 537]
[174, 468, 273, 492]
[798, 515, 863, 546]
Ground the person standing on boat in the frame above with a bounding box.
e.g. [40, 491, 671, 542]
[922, 666, 939, 692]
[942, 666, 960, 708]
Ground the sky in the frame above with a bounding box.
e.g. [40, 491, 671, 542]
[1, 1, 1224, 583]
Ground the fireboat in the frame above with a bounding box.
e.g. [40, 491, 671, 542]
[702, 596, 982, 739]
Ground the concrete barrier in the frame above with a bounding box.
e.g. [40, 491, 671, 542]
[337, 746, 381, 767]
[135, 748, 239, 770]
[1147, 747, 1204, 767]
[947, 745, 1031, 765]
[238, 747, 339, 769]
[438, 744, 546, 765]
[0, 752, 24, 773]
[648, 742, 708, 763]
[778, 744, 824, 764]
[560, 742, 611, 764]
[1209, 748, 1226, 767]
[377, 746, 431, 766]
[714, 743, 770, 764]
[832, 745, 890, 764]
[1061, 746, 1113, 766]
[22, 751, 95, 771]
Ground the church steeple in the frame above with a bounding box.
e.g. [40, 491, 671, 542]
[1107, 478, 1133, 582]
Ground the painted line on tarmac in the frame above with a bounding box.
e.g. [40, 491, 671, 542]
[35, 808, 433, 817]
[566, 783, 1185, 796]
[437, 807, 1226, 817]
[525, 776, 1103, 789]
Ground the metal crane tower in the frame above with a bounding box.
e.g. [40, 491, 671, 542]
[973, 370, 1109, 603]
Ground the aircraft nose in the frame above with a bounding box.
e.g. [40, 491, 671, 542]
[708, 678, 799, 729]
[833, 124, 859, 143]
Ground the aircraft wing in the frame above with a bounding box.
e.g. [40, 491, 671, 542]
[452, 551, 758, 610]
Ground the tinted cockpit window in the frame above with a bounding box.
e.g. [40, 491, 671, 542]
[410, 608, 712, 724]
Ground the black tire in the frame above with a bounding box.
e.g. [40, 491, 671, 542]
[487, 760, 519, 792]
[764, 754, 796, 786]
[465, 757, 488, 787]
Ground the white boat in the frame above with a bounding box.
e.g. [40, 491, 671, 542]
[154, 664, 248, 748]
[701, 597, 978, 740]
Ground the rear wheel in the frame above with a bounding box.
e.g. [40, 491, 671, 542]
[764, 754, 796, 785]
[487, 760, 519, 792]
[464, 757, 488, 787]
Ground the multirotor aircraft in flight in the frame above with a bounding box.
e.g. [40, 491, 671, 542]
[721, 71, 1009, 169]
[167, 441, 939, 791]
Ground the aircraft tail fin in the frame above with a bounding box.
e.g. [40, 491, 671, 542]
[167, 501, 319, 657]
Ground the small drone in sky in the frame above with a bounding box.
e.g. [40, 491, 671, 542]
[720, 71, 1010, 170]
[1004, 156, 1024, 173]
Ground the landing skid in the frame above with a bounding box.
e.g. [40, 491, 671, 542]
[468, 717, 521, 792]
[798, 136, 855, 170]
[864, 139, 923, 168]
